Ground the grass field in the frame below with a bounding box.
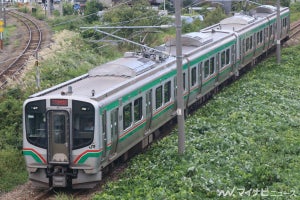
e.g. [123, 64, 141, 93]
[93, 45, 300, 200]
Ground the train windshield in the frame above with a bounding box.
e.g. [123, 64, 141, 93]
[72, 100, 95, 150]
[25, 100, 47, 149]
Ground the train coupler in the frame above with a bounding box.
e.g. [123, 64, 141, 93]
[52, 175, 67, 187]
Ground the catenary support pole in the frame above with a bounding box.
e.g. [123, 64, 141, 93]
[276, 0, 281, 64]
[175, 0, 185, 155]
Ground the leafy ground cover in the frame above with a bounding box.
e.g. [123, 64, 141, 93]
[0, 149, 27, 193]
[93, 45, 300, 199]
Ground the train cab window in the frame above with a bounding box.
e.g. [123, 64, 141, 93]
[191, 67, 197, 86]
[164, 81, 171, 103]
[25, 100, 47, 149]
[53, 114, 66, 144]
[123, 103, 132, 129]
[155, 85, 163, 109]
[72, 100, 95, 150]
[134, 97, 143, 122]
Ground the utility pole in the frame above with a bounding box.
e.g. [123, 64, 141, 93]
[35, 51, 40, 89]
[276, 0, 281, 64]
[0, 0, 3, 50]
[59, 0, 63, 16]
[47, 0, 51, 17]
[175, 0, 185, 155]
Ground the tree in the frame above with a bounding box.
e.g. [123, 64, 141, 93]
[203, 6, 227, 27]
[102, 0, 170, 48]
[85, 0, 104, 23]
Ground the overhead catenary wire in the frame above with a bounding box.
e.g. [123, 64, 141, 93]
[1, 0, 212, 70]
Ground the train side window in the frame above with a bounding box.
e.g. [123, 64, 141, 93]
[256, 32, 260, 45]
[134, 97, 143, 122]
[164, 81, 171, 103]
[285, 18, 287, 27]
[155, 85, 163, 109]
[210, 57, 215, 75]
[221, 51, 225, 68]
[265, 27, 268, 38]
[250, 36, 253, 49]
[123, 103, 132, 130]
[226, 48, 230, 65]
[269, 25, 273, 36]
[191, 67, 197, 86]
[204, 60, 209, 78]
[260, 31, 263, 43]
[283, 18, 287, 28]
[246, 37, 249, 51]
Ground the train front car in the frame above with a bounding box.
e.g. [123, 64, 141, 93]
[23, 96, 101, 188]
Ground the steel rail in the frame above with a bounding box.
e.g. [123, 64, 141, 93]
[0, 10, 42, 89]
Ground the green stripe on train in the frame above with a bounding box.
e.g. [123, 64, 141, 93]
[23, 150, 44, 164]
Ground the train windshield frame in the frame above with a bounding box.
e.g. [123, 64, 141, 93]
[72, 100, 95, 150]
[25, 100, 47, 149]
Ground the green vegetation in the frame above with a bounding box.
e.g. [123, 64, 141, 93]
[2, 24, 16, 46]
[290, 2, 300, 22]
[93, 44, 300, 200]
[0, 149, 27, 193]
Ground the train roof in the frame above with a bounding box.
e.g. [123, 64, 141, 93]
[29, 5, 289, 101]
[89, 53, 157, 77]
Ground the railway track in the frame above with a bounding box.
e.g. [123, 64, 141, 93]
[289, 20, 300, 38]
[0, 10, 42, 89]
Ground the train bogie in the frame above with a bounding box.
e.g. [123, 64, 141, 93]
[23, 5, 290, 188]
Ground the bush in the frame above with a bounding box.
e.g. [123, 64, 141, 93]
[84, 0, 104, 23]
[0, 149, 27, 193]
[63, 2, 74, 16]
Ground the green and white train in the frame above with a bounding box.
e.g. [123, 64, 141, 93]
[23, 5, 290, 188]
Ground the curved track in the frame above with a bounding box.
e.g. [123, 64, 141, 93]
[0, 10, 42, 89]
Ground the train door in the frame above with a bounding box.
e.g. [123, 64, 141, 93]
[48, 110, 70, 164]
[145, 89, 152, 132]
[109, 108, 119, 157]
